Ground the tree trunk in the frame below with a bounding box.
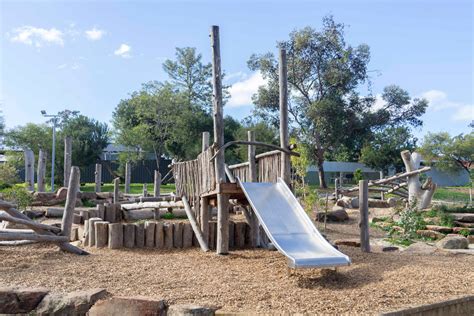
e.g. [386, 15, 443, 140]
[317, 160, 327, 189]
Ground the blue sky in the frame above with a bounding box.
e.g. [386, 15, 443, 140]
[1, 0, 472, 140]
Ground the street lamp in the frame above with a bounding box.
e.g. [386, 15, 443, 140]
[41, 110, 60, 192]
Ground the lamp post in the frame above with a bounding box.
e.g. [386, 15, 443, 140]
[41, 110, 59, 192]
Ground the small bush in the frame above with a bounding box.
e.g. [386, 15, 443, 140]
[162, 213, 175, 220]
[353, 168, 363, 183]
[458, 228, 471, 237]
[396, 203, 425, 239]
[2, 186, 33, 210]
[0, 163, 19, 185]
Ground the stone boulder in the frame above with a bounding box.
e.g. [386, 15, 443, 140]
[56, 187, 68, 199]
[368, 198, 390, 208]
[416, 230, 445, 240]
[387, 197, 399, 207]
[425, 225, 453, 234]
[436, 236, 469, 249]
[168, 304, 218, 316]
[35, 288, 107, 315]
[336, 196, 352, 208]
[0, 287, 49, 314]
[316, 206, 349, 222]
[402, 242, 436, 255]
[88, 296, 167, 316]
[350, 197, 359, 209]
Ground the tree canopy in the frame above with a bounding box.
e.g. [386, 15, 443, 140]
[248, 15, 428, 187]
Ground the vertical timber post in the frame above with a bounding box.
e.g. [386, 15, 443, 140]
[334, 178, 339, 200]
[37, 149, 47, 192]
[63, 136, 72, 187]
[113, 177, 120, 204]
[125, 161, 131, 194]
[279, 47, 290, 185]
[247, 130, 259, 247]
[24, 149, 35, 191]
[359, 180, 370, 252]
[154, 170, 161, 197]
[62, 166, 80, 238]
[200, 131, 210, 241]
[95, 163, 102, 193]
[379, 170, 384, 200]
[211, 25, 229, 255]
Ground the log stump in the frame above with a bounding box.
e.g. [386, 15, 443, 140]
[135, 222, 145, 248]
[108, 223, 123, 249]
[164, 223, 174, 249]
[123, 223, 136, 248]
[174, 222, 183, 248]
[88, 217, 103, 247]
[228, 221, 235, 248]
[182, 223, 193, 248]
[145, 221, 156, 247]
[155, 222, 164, 249]
[234, 222, 246, 248]
[95, 221, 109, 248]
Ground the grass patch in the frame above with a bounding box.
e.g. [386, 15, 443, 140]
[433, 187, 471, 203]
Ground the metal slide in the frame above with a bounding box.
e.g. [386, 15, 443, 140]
[238, 178, 351, 269]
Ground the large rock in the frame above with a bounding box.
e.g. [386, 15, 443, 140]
[168, 304, 217, 316]
[350, 197, 359, 209]
[436, 236, 469, 249]
[425, 225, 453, 234]
[316, 206, 349, 222]
[336, 196, 352, 208]
[402, 242, 436, 254]
[451, 213, 474, 223]
[0, 287, 49, 314]
[387, 197, 399, 207]
[88, 296, 167, 316]
[416, 230, 445, 240]
[34, 288, 107, 315]
[368, 198, 390, 208]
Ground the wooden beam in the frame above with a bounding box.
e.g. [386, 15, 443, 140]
[0, 231, 69, 242]
[211, 25, 229, 255]
[279, 47, 291, 185]
[61, 166, 80, 239]
[95, 163, 102, 193]
[182, 196, 209, 252]
[210, 140, 299, 161]
[24, 149, 35, 191]
[154, 170, 161, 197]
[359, 180, 370, 252]
[224, 164, 236, 183]
[0, 214, 62, 233]
[113, 177, 120, 203]
[63, 137, 72, 187]
[125, 161, 131, 194]
[37, 149, 47, 192]
[248, 131, 257, 182]
[200, 131, 210, 241]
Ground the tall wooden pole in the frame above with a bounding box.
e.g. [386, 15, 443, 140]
[279, 47, 290, 185]
[37, 149, 47, 192]
[125, 161, 131, 194]
[211, 25, 229, 255]
[359, 180, 370, 252]
[62, 166, 80, 238]
[154, 170, 161, 197]
[379, 170, 384, 200]
[95, 163, 102, 193]
[247, 130, 259, 247]
[113, 177, 120, 203]
[63, 137, 72, 187]
[24, 149, 35, 191]
[200, 131, 210, 241]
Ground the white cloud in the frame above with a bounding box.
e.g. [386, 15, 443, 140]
[10, 26, 64, 47]
[85, 27, 105, 41]
[57, 64, 67, 69]
[420, 89, 473, 121]
[228, 72, 266, 107]
[57, 63, 81, 71]
[114, 44, 131, 58]
[225, 71, 248, 82]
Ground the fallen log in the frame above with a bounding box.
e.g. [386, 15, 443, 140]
[0, 230, 69, 242]
[182, 196, 209, 252]
[0, 214, 62, 233]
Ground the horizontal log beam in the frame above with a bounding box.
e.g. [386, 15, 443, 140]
[210, 140, 299, 161]
[0, 214, 62, 233]
[0, 231, 69, 242]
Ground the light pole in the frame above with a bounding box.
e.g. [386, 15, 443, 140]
[41, 110, 59, 192]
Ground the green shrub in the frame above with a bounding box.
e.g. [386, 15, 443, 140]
[353, 168, 363, 183]
[396, 203, 425, 239]
[162, 213, 175, 220]
[2, 186, 33, 210]
[0, 163, 19, 186]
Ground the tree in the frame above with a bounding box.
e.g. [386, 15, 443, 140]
[360, 127, 417, 173]
[163, 47, 229, 111]
[233, 117, 279, 162]
[0, 109, 5, 138]
[248, 16, 427, 187]
[419, 131, 473, 175]
[60, 115, 109, 168]
[4, 123, 51, 153]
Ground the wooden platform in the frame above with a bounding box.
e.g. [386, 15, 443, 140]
[201, 183, 247, 205]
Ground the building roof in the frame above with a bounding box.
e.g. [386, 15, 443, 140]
[307, 161, 379, 173]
